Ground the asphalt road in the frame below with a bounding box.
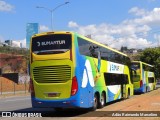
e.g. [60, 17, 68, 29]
[0, 95, 91, 118]
[0, 95, 87, 119]
[0, 87, 160, 119]
[0, 96, 31, 111]
[0, 96, 56, 113]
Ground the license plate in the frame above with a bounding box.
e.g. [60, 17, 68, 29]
[48, 93, 60, 97]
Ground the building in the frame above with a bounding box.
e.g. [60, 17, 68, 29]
[2, 40, 22, 48]
[26, 23, 39, 49]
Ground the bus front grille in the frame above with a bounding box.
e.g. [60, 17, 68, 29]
[33, 65, 71, 83]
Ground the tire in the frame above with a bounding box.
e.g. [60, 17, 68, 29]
[98, 92, 106, 108]
[127, 89, 130, 99]
[146, 87, 148, 93]
[91, 94, 98, 111]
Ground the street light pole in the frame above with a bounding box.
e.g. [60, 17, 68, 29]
[36, 2, 69, 31]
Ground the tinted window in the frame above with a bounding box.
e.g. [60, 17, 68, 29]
[148, 77, 154, 83]
[131, 63, 140, 71]
[131, 63, 140, 82]
[32, 34, 71, 55]
[78, 37, 130, 65]
[104, 73, 129, 85]
[78, 37, 92, 56]
[78, 37, 100, 58]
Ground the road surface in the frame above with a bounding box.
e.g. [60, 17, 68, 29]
[0, 88, 159, 120]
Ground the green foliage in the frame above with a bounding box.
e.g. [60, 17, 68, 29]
[128, 53, 141, 61]
[0, 46, 30, 66]
[140, 47, 160, 78]
[0, 46, 30, 74]
[0, 46, 29, 59]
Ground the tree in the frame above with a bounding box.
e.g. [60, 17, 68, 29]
[140, 47, 160, 78]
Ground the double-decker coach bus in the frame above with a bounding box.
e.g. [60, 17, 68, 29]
[30, 31, 133, 110]
[131, 61, 156, 93]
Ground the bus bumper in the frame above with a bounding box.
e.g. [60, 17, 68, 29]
[134, 84, 146, 93]
[31, 97, 80, 108]
[134, 88, 143, 93]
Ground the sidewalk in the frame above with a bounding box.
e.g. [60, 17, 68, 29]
[0, 91, 30, 98]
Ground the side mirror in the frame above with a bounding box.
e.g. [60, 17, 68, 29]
[89, 45, 101, 72]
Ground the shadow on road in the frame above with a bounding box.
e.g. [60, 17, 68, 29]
[13, 107, 90, 117]
[11, 99, 125, 117]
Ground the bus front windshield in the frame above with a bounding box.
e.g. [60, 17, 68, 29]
[131, 63, 140, 82]
[32, 34, 71, 55]
[131, 63, 140, 71]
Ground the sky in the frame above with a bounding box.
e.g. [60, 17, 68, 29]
[0, 0, 160, 49]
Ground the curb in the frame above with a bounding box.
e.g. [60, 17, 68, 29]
[0, 92, 30, 98]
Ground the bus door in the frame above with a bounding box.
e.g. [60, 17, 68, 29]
[121, 74, 128, 98]
[121, 84, 126, 98]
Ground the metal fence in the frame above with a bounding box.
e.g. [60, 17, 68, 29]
[0, 74, 30, 95]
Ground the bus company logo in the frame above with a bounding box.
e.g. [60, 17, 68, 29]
[108, 62, 124, 74]
[37, 40, 65, 47]
[2, 112, 11, 117]
[82, 59, 94, 88]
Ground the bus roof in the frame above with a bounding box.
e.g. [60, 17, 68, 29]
[132, 61, 154, 67]
[32, 31, 72, 37]
[32, 31, 128, 57]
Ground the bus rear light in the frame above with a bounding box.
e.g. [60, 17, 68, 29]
[140, 80, 143, 87]
[30, 78, 35, 97]
[71, 76, 78, 96]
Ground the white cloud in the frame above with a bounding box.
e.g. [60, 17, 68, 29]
[68, 21, 79, 28]
[14, 38, 26, 48]
[111, 37, 153, 49]
[21, 38, 26, 48]
[68, 8, 160, 49]
[128, 7, 149, 16]
[0, 35, 4, 42]
[154, 34, 160, 40]
[0, 0, 14, 12]
[39, 25, 50, 32]
[154, 34, 160, 46]
[68, 21, 155, 49]
[124, 8, 160, 26]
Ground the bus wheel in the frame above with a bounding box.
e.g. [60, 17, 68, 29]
[146, 87, 148, 93]
[127, 89, 130, 99]
[98, 92, 106, 108]
[91, 94, 98, 111]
